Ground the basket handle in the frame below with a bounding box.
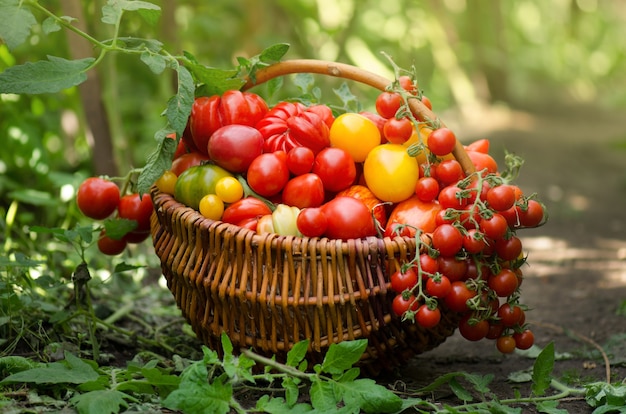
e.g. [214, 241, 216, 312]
[242, 59, 476, 176]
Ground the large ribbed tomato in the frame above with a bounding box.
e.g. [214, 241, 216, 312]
[174, 164, 233, 210]
[363, 144, 419, 203]
[384, 195, 442, 238]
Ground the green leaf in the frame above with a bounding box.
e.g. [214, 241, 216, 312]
[532, 342, 555, 396]
[0, 56, 95, 94]
[255, 395, 313, 414]
[340, 378, 403, 414]
[42, 17, 62, 34]
[0, 252, 44, 269]
[464, 372, 493, 394]
[8, 189, 57, 206]
[70, 389, 130, 414]
[101, 1, 121, 25]
[282, 376, 300, 407]
[586, 381, 626, 409]
[0, 351, 99, 385]
[103, 218, 137, 240]
[0, 0, 37, 50]
[449, 377, 474, 402]
[320, 339, 368, 375]
[286, 340, 310, 368]
[0, 356, 39, 377]
[309, 378, 338, 412]
[167, 65, 195, 136]
[112, 262, 144, 274]
[184, 60, 244, 95]
[136, 129, 176, 195]
[259, 43, 290, 63]
[140, 51, 166, 74]
[162, 363, 232, 414]
[536, 400, 568, 414]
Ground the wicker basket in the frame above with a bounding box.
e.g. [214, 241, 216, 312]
[150, 60, 476, 371]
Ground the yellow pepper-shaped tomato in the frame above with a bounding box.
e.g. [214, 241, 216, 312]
[363, 144, 419, 203]
[272, 204, 302, 236]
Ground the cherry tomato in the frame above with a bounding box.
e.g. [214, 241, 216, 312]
[487, 185, 516, 212]
[97, 230, 127, 256]
[286, 146, 315, 176]
[117, 193, 154, 233]
[174, 164, 233, 211]
[246, 152, 290, 197]
[425, 275, 452, 298]
[436, 160, 464, 186]
[419, 254, 439, 275]
[463, 228, 487, 254]
[296, 207, 327, 238]
[488, 269, 519, 298]
[513, 329, 535, 350]
[170, 152, 210, 177]
[486, 321, 504, 340]
[497, 336, 517, 354]
[479, 213, 509, 240]
[215, 177, 244, 203]
[399, 75, 418, 94]
[199, 194, 224, 220]
[427, 128, 456, 156]
[221, 197, 272, 226]
[281, 173, 325, 209]
[432, 224, 463, 257]
[444, 281, 476, 313]
[77, 177, 120, 220]
[312, 147, 356, 193]
[384, 196, 442, 237]
[437, 256, 468, 282]
[364, 144, 419, 203]
[383, 117, 413, 145]
[390, 268, 418, 293]
[519, 199, 545, 228]
[415, 176, 440, 202]
[465, 139, 490, 154]
[459, 314, 489, 341]
[375, 92, 402, 119]
[320, 196, 376, 240]
[495, 236, 523, 261]
[155, 170, 177, 195]
[438, 185, 468, 209]
[466, 150, 498, 175]
[329, 113, 381, 163]
[392, 293, 419, 317]
[498, 303, 524, 327]
[416, 305, 441, 329]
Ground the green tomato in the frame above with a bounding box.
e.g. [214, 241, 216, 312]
[174, 163, 233, 210]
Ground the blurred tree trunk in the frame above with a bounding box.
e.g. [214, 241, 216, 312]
[61, 0, 118, 177]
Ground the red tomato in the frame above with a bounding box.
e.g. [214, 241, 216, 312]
[487, 185, 516, 212]
[384, 196, 442, 238]
[416, 305, 441, 328]
[170, 152, 210, 176]
[436, 160, 464, 186]
[221, 197, 272, 226]
[392, 293, 419, 317]
[190, 91, 268, 156]
[488, 269, 519, 298]
[312, 147, 356, 193]
[432, 223, 463, 257]
[383, 117, 413, 144]
[495, 235, 523, 261]
[519, 199, 545, 228]
[419, 254, 439, 275]
[399, 75, 418, 94]
[415, 176, 440, 202]
[513, 329, 535, 350]
[296, 207, 327, 238]
[498, 303, 524, 327]
[438, 185, 468, 209]
[306, 104, 335, 128]
[458, 314, 489, 341]
[286, 146, 315, 176]
[375, 92, 402, 119]
[208, 125, 264, 173]
[336, 185, 387, 228]
[246, 152, 290, 197]
[425, 275, 452, 298]
[427, 128, 456, 156]
[281, 173, 325, 209]
[444, 281, 476, 313]
[117, 193, 154, 233]
[464, 138, 490, 154]
[358, 111, 387, 141]
[320, 196, 376, 240]
[466, 150, 498, 175]
[437, 256, 468, 282]
[497, 336, 517, 354]
[463, 228, 487, 254]
[287, 110, 331, 153]
[390, 268, 418, 293]
[97, 230, 127, 256]
[479, 213, 509, 240]
[76, 177, 120, 220]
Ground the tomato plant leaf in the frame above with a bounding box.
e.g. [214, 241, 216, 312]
[286, 340, 309, 368]
[585, 382, 626, 409]
[309, 378, 338, 412]
[140, 51, 166, 74]
[532, 342, 555, 396]
[42, 17, 61, 34]
[167, 65, 195, 136]
[319, 339, 367, 375]
[184, 61, 244, 96]
[104, 218, 137, 240]
[255, 395, 313, 414]
[535, 400, 568, 414]
[259, 43, 290, 63]
[0, 0, 37, 50]
[0, 56, 95, 94]
[0, 351, 99, 385]
[340, 378, 403, 414]
[449, 377, 474, 402]
[136, 129, 176, 195]
[70, 389, 130, 414]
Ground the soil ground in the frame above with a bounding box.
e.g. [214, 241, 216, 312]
[386, 103, 626, 413]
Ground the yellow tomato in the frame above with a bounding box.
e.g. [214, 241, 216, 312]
[199, 194, 224, 220]
[155, 170, 177, 195]
[363, 144, 419, 203]
[215, 176, 244, 203]
[329, 113, 381, 162]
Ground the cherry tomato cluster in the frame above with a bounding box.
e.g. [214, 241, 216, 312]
[76, 177, 154, 256]
[158, 76, 545, 354]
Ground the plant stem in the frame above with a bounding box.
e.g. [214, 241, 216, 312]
[241, 349, 311, 381]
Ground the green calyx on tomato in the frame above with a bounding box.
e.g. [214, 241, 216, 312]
[174, 163, 234, 211]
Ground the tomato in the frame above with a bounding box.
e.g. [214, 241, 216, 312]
[215, 176, 244, 203]
[189, 91, 268, 156]
[364, 144, 419, 203]
[497, 336, 517, 354]
[256, 101, 304, 152]
[174, 163, 234, 210]
[465, 139, 490, 154]
[425, 275, 452, 298]
[463, 228, 487, 254]
[312, 147, 356, 193]
[358, 111, 386, 141]
[390, 268, 418, 293]
[438, 185, 467, 209]
[246, 152, 290, 197]
[427, 128, 456, 156]
[286, 146, 315, 176]
[444, 281, 476, 313]
[272, 204, 301, 236]
[208, 124, 264, 173]
[415, 176, 440, 202]
[221, 197, 273, 226]
[436, 160, 464, 186]
[329, 113, 381, 163]
[166, 133, 189, 160]
[421, 96, 433, 111]
[419, 254, 439, 275]
[375, 92, 402, 119]
[437, 256, 468, 282]
[513, 329, 535, 350]
[199, 194, 225, 220]
[498, 303, 524, 327]
[487, 185, 516, 212]
[432, 224, 463, 257]
[77, 177, 120, 220]
[170, 152, 210, 176]
[459, 315, 489, 341]
[384, 196, 442, 238]
[383, 117, 413, 145]
[519, 199, 545, 228]
[287, 110, 331, 153]
[479, 213, 509, 240]
[117, 193, 154, 233]
[155, 170, 177, 195]
[296, 207, 327, 238]
[466, 150, 498, 175]
[97, 230, 127, 256]
[495, 235, 523, 261]
[282, 173, 325, 209]
[320, 196, 376, 240]
[336, 185, 387, 228]
[399, 75, 418, 94]
[486, 322, 504, 340]
[489, 269, 519, 298]
[392, 293, 419, 317]
[306, 104, 335, 128]
[256, 214, 274, 235]
[416, 305, 441, 329]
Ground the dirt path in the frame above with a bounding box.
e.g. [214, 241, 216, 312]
[393, 105, 626, 413]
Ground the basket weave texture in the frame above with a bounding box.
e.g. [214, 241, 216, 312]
[150, 60, 471, 368]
